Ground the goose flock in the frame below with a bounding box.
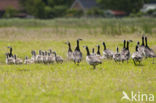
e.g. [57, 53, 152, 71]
[5, 36, 156, 69]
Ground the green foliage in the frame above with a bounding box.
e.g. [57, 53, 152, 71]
[87, 8, 104, 17]
[66, 9, 84, 17]
[3, 7, 18, 18]
[0, 24, 156, 102]
[20, 0, 74, 18]
[97, 0, 144, 14]
[129, 12, 144, 17]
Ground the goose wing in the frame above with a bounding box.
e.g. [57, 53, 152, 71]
[87, 56, 102, 65]
[73, 50, 82, 62]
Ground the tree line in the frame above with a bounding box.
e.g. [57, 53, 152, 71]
[17, 0, 153, 18]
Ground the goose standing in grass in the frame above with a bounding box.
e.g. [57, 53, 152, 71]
[14, 55, 23, 64]
[102, 42, 113, 59]
[120, 40, 127, 54]
[36, 50, 43, 63]
[84, 46, 102, 69]
[42, 51, 48, 64]
[52, 51, 63, 64]
[8, 46, 13, 57]
[5, 53, 15, 64]
[138, 36, 146, 56]
[31, 50, 37, 63]
[24, 56, 34, 64]
[47, 52, 55, 64]
[144, 36, 156, 63]
[65, 41, 73, 60]
[132, 45, 143, 65]
[113, 46, 121, 62]
[96, 45, 103, 60]
[121, 40, 131, 62]
[73, 39, 83, 64]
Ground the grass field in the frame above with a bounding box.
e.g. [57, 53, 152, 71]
[0, 18, 156, 103]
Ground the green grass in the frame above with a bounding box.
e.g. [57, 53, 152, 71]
[0, 18, 156, 103]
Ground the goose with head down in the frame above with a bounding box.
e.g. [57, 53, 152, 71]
[73, 39, 83, 64]
[132, 45, 143, 65]
[84, 46, 102, 69]
[14, 55, 23, 64]
[52, 51, 63, 64]
[24, 56, 34, 64]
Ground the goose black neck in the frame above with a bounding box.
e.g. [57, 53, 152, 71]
[145, 37, 148, 47]
[103, 42, 106, 50]
[142, 37, 144, 46]
[97, 46, 101, 55]
[117, 47, 119, 53]
[9, 48, 13, 57]
[54, 52, 56, 57]
[126, 41, 129, 50]
[123, 40, 126, 49]
[86, 47, 90, 56]
[68, 43, 72, 52]
[136, 45, 138, 51]
[92, 48, 94, 53]
[75, 40, 80, 51]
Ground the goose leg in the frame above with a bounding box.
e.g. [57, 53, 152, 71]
[133, 59, 136, 65]
[152, 57, 155, 64]
[93, 65, 96, 69]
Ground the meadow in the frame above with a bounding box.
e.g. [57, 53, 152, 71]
[0, 18, 156, 103]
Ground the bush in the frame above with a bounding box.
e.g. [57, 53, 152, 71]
[3, 7, 18, 18]
[86, 8, 104, 17]
[66, 9, 84, 17]
[129, 12, 144, 17]
[51, 6, 67, 17]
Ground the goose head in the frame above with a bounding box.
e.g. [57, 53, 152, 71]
[48, 49, 52, 54]
[14, 55, 17, 60]
[39, 50, 42, 55]
[48, 53, 51, 56]
[45, 51, 48, 56]
[31, 50, 35, 56]
[52, 51, 57, 56]
[25, 56, 28, 60]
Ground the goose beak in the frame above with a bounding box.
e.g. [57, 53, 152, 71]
[83, 46, 87, 48]
[78, 38, 83, 41]
[65, 41, 69, 44]
[128, 40, 133, 42]
[96, 45, 100, 47]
